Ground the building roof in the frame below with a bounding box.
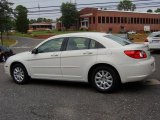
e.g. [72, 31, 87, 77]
[30, 22, 52, 26]
[80, 7, 160, 15]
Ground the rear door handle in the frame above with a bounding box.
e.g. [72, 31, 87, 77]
[88, 52, 93, 54]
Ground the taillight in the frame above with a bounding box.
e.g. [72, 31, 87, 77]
[144, 39, 148, 42]
[124, 50, 147, 59]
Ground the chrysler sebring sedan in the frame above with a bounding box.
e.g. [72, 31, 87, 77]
[4, 32, 155, 92]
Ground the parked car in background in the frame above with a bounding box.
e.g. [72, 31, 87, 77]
[145, 31, 160, 50]
[0, 45, 14, 62]
[4, 32, 155, 93]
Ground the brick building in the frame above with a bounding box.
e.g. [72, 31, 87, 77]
[79, 8, 160, 33]
[29, 22, 56, 31]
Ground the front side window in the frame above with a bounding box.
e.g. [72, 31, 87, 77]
[38, 38, 64, 53]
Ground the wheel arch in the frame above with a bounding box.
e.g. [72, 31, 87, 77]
[10, 61, 30, 77]
[87, 63, 121, 84]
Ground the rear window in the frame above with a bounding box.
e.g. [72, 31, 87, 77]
[105, 35, 132, 46]
[149, 32, 160, 37]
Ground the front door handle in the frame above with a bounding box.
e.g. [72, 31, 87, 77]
[51, 54, 58, 57]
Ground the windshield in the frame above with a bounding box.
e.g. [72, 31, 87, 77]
[105, 35, 132, 46]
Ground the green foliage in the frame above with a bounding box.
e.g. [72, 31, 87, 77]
[155, 8, 160, 13]
[29, 18, 53, 24]
[61, 2, 79, 29]
[15, 5, 29, 33]
[117, 0, 136, 11]
[0, 0, 13, 45]
[147, 9, 153, 13]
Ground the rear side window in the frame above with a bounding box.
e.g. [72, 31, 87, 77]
[89, 40, 105, 49]
[105, 35, 132, 46]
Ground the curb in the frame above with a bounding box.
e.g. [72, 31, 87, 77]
[9, 40, 18, 47]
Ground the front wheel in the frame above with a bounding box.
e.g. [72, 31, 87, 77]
[11, 64, 29, 84]
[91, 66, 120, 93]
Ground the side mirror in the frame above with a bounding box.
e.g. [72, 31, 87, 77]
[32, 48, 38, 54]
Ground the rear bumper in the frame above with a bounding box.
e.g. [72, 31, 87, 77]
[119, 57, 155, 83]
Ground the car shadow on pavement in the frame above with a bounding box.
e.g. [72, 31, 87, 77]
[30, 79, 93, 91]
[29, 79, 149, 93]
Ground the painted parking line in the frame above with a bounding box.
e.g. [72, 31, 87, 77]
[144, 79, 160, 85]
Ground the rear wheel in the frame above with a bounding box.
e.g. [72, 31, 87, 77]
[11, 64, 29, 84]
[91, 66, 120, 93]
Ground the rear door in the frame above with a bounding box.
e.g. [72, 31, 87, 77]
[60, 37, 98, 81]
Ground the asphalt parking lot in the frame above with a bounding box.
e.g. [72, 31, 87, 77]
[0, 37, 160, 120]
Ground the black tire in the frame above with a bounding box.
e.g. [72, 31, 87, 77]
[91, 66, 120, 93]
[11, 64, 30, 84]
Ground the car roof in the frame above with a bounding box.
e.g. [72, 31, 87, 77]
[51, 32, 108, 38]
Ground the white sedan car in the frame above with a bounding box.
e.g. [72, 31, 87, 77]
[145, 31, 160, 50]
[4, 32, 155, 93]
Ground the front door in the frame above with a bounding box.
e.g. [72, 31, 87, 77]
[29, 38, 64, 80]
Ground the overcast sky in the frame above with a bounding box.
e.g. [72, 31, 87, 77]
[9, 0, 160, 20]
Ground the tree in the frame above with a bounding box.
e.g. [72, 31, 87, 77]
[117, 0, 136, 11]
[15, 5, 29, 33]
[155, 8, 160, 13]
[147, 9, 153, 13]
[0, 0, 13, 45]
[29, 18, 53, 24]
[61, 2, 79, 29]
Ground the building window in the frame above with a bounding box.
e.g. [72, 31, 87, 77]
[98, 16, 101, 23]
[106, 17, 109, 23]
[114, 17, 117, 23]
[148, 18, 151, 24]
[156, 19, 158, 24]
[134, 18, 136, 24]
[131, 17, 133, 24]
[102, 16, 105, 24]
[137, 18, 140, 24]
[154, 19, 156, 24]
[124, 17, 127, 23]
[143, 18, 145, 24]
[118, 17, 120, 23]
[121, 17, 124, 23]
[151, 18, 153, 24]
[110, 17, 113, 23]
[140, 18, 143, 24]
[128, 17, 131, 24]
[146, 18, 148, 24]
[93, 17, 95, 24]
